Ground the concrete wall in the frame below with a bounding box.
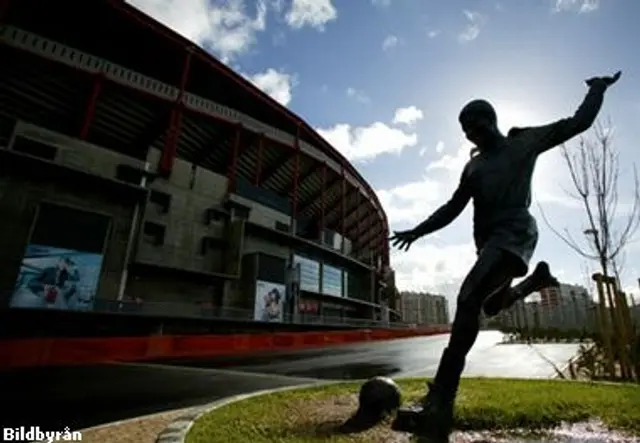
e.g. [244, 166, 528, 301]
[11, 121, 147, 182]
[134, 148, 228, 274]
[2, 124, 374, 316]
[231, 193, 291, 229]
[125, 276, 219, 318]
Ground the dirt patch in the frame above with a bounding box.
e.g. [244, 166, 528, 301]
[280, 394, 412, 443]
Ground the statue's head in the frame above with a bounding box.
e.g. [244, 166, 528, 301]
[458, 99, 500, 150]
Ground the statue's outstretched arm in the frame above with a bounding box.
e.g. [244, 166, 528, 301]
[519, 72, 620, 155]
[413, 167, 472, 238]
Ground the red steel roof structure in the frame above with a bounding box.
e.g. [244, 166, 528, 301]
[1, 0, 390, 267]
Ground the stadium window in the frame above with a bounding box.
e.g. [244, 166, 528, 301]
[115, 164, 144, 185]
[30, 203, 110, 254]
[257, 253, 286, 284]
[149, 191, 171, 214]
[204, 207, 227, 225]
[293, 254, 320, 293]
[199, 236, 224, 255]
[275, 221, 290, 233]
[233, 206, 251, 220]
[142, 222, 165, 246]
[322, 264, 343, 297]
[11, 136, 58, 161]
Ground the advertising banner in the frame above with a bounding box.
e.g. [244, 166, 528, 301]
[10, 244, 103, 311]
[254, 280, 286, 322]
[9, 202, 110, 312]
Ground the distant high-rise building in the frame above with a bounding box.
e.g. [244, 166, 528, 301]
[498, 282, 597, 331]
[540, 283, 590, 308]
[399, 291, 449, 325]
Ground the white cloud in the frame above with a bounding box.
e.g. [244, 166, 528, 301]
[392, 241, 477, 301]
[285, 0, 337, 31]
[317, 122, 418, 163]
[382, 35, 400, 51]
[371, 0, 392, 7]
[427, 142, 469, 174]
[428, 29, 441, 38]
[242, 68, 297, 106]
[127, 0, 268, 63]
[392, 106, 424, 127]
[435, 141, 445, 153]
[553, 0, 600, 13]
[316, 105, 427, 162]
[377, 177, 445, 226]
[458, 10, 486, 43]
[346, 87, 371, 104]
[378, 174, 475, 302]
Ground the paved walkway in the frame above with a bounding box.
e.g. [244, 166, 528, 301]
[80, 409, 192, 443]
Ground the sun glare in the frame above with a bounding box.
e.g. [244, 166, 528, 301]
[492, 99, 545, 134]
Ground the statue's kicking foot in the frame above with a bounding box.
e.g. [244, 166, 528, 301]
[391, 382, 454, 443]
[483, 261, 560, 317]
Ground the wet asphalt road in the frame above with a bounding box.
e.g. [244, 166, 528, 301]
[0, 331, 581, 431]
[170, 331, 580, 380]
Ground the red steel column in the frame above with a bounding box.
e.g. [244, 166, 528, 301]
[357, 195, 363, 243]
[320, 162, 327, 233]
[79, 74, 103, 139]
[340, 167, 346, 254]
[227, 124, 242, 194]
[383, 224, 390, 265]
[291, 126, 301, 221]
[159, 50, 192, 176]
[0, 0, 10, 22]
[254, 134, 264, 186]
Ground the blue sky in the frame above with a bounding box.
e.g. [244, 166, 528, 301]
[129, 0, 640, 312]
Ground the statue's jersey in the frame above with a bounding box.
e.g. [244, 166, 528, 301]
[464, 134, 541, 277]
[422, 83, 606, 276]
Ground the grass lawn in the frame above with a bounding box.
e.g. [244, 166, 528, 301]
[186, 378, 640, 443]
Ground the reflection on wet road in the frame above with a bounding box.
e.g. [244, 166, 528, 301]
[170, 331, 581, 380]
[0, 331, 582, 430]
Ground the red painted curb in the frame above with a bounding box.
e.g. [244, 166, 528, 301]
[0, 326, 450, 368]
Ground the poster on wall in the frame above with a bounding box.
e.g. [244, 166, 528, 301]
[254, 280, 286, 323]
[9, 202, 110, 312]
[10, 244, 104, 311]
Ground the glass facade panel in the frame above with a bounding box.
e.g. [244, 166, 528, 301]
[293, 255, 320, 293]
[322, 264, 343, 297]
[342, 270, 349, 298]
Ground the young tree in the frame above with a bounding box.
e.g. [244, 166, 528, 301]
[539, 120, 640, 282]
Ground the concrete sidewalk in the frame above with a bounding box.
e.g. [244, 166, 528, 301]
[79, 408, 193, 443]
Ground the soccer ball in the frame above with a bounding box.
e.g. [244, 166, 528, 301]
[357, 376, 402, 420]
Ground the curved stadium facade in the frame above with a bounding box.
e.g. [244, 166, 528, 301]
[0, 0, 398, 336]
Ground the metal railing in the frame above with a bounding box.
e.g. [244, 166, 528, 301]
[78, 299, 429, 330]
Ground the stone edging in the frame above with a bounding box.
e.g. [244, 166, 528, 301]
[155, 381, 337, 443]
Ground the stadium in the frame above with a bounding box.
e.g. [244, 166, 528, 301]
[0, 0, 400, 338]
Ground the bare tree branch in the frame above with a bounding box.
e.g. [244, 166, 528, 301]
[539, 119, 640, 281]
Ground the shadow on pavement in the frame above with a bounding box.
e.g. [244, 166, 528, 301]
[0, 363, 318, 430]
